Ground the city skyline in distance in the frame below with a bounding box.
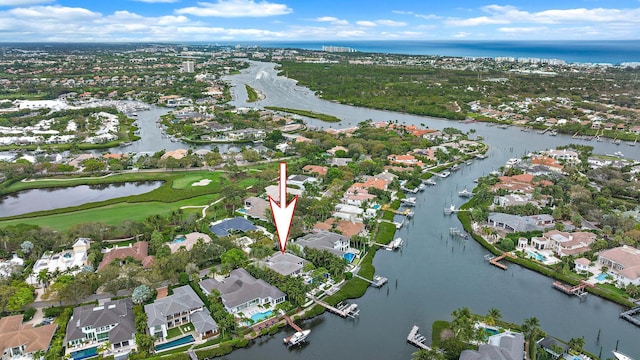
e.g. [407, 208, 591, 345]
[0, 0, 639, 42]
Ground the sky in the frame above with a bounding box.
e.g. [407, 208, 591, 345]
[0, 0, 639, 42]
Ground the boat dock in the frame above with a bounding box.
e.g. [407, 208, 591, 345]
[619, 306, 640, 327]
[484, 252, 514, 270]
[381, 205, 414, 217]
[407, 325, 431, 350]
[449, 227, 468, 239]
[311, 297, 360, 318]
[283, 315, 303, 332]
[552, 280, 594, 299]
[354, 273, 388, 288]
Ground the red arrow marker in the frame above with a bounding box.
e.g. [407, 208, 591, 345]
[268, 162, 298, 253]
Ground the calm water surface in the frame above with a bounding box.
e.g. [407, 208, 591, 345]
[0, 181, 163, 217]
[222, 61, 640, 359]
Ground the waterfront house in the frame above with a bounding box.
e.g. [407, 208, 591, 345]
[294, 231, 351, 258]
[488, 213, 555, 233]
[0, 254, 24, 279]
[264, 184, 303, 202]
[145, 285, 218, 342]
[459, 331, 525, 360]
[199, 268, 286, 315]
[574, 258, 591, 274]
[98, 241, 154, 271]
[543, 230, 596, 257]
[598, 246, 640, 286]
[258, 252, 309, 276]
[333, 203, 364, 222]
[0, 315, 57, 359]
[387, 154, 424, 167]
[65, 298, 136, 356]
[545, 149, 579, 163]
[537, 336, 568, 358]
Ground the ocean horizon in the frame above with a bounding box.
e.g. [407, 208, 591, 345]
[212, 40, 640, 64]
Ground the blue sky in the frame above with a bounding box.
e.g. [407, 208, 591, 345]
[0, 0, 639, 42]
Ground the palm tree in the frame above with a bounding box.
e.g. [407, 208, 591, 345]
[522, 317, 542, 360]
[412, 348, 446, 360]
[485, 308, 502, 326]
[568, 337, 585, 352]
[451, 307, 474, 342]
[37, 269, 51, 289]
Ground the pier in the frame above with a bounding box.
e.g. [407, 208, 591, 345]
[311, 297, 360, 318]
[484, 252, 514, 270]
[283, 315, 303, 332]
[449, 227, 468, 239]
[552, 280, 594, 299]
[407, 325, 431, 350]
[381, 205, 414, 217]
[620, 306, 640, 327]
[354, 273, 388, 288]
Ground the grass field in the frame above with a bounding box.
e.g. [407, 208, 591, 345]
[171, 172, 221, 189]
[0, 194, 218, 230]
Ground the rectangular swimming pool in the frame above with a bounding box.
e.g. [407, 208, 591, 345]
[69, 346, 97, 360]
[251, 310, 273, 323]
[155, 334, 195, 352]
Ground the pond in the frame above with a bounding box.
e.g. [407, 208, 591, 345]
[0, 181, 163, 217]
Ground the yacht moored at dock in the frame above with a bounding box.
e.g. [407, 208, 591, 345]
[401, 197, 417, 206]
[438, 171, 450, 178]
[612, 351, 635, 360]
[458, 188, 473, 198]
[284, 330, 311, 346]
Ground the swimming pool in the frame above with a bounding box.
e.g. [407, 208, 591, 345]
[343, 253, 356, 263]
[69, 346, 98, 360]
[526, 250, 545, 262]
[250, 310, 273, 323]
[372, 204, 381, 210]
[171, 236, 185, 244]
[596, 273, 609, 281]
[155, 335, 195, 352]
[237, 208, 247, 214]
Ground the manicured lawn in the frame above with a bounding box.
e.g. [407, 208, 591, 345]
[166, 326, 182, 339]
[0, 194, 218, 230]
[171, 172, 222, 190]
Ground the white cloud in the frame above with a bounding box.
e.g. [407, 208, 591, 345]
[132, 0, 180, 3]
[446, 4, 640, 26]
[8, 5, 100, 20]
[453, 31, 471, 38]
[315, 16, 348, 25]
[356, 19, 406, 27]
[498, 26, 547, 33]
[392, 10, 441, 20]
[0, 0, 51, 5]
[175, 0, 292, 17]
[356, 20, 376, 27]
[376, 19, 406, 27]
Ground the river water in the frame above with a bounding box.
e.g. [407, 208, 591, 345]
[219, 61, 640, 359]
[0, 181, 163, 217]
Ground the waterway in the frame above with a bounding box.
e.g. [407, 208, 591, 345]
[0, 181, 163, 217]
[221, 60, 640, 359]
[105, 105, 230, 155]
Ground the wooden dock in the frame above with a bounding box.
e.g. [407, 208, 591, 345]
[354, 273, 388, 288]
[407, 325, 431, 350]
[381, 205, 414, 217]
[552, 280, 594, 299]
[283, 315, 303, 332]
[620, 306, 640, 327]
[311, 297, 360, 318]
[484, 252, 514, 270]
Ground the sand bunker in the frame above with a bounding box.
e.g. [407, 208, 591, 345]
[191, 179, 212, 186]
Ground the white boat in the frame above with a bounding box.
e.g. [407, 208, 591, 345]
[458, 188, 473, 198]
[401, 197, 416, 206]
[465, 160, 473, 165]
[423, 178, 436, 186]
[443, 204, 455, 215]
[284, 330, 311, 346]
[613, 351, 635, 360]
[438, 171, 450, 178]
[418, 183, 426, 191]
[387, 237, 403, 251]
[450, 164, 461, 171]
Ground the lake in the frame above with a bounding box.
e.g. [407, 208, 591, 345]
[0, 181, 163, 217]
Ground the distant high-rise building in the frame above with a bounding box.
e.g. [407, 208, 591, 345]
[182, 60, 195, 73]
[322, 45, 357, 53]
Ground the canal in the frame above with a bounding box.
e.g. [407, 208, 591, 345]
[220, 61, 640, 359]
